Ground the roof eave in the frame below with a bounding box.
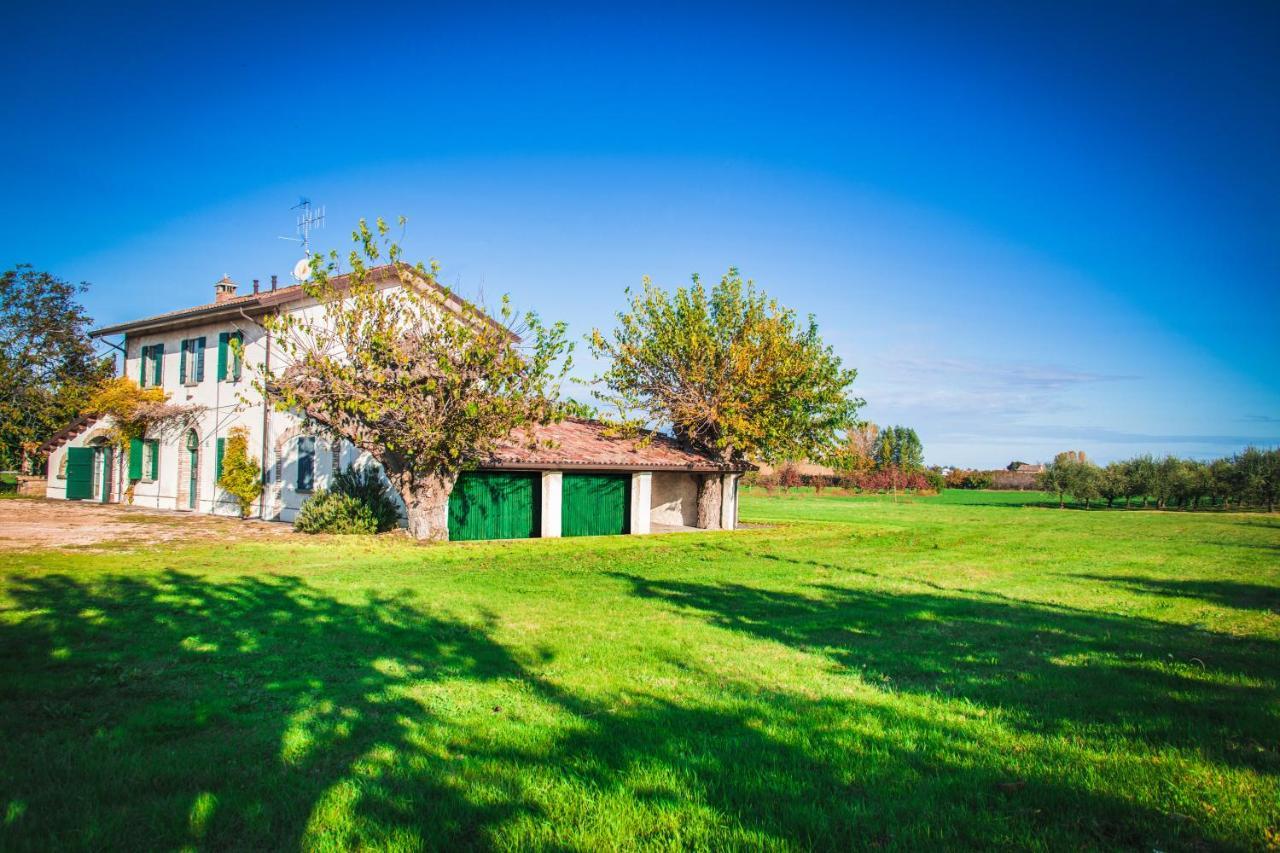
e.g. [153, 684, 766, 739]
[90, 301, 272, 338]
[37, 414, 101, 453]
[88, 264, 521, 341]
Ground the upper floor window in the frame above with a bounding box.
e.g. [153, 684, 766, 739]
[179, 337, 206, 385]
[296, 436, 315, 492]
[138, 343, 164, 388]
[217, 331, 243, 382]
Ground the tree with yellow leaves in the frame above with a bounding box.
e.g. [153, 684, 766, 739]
[590, 267, 861, 526]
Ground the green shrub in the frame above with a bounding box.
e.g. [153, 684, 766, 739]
[330, 467, 401, 532]
[294, 490, 380, 534]
[293, 465, 402, 535]
[217, 427, 263, 518]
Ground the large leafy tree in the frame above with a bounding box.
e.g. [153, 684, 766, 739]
[0, 265, 113, 470]
[590, 267, 861, 525]
[261, 218, 572, 541]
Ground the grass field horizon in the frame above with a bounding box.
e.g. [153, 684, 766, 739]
[1, 490, 1276, 849]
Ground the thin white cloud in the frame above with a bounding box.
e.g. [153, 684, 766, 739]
[857, 356, 1133, 421]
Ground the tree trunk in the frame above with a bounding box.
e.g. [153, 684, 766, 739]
[387, 465, 456, 542]
[696, 474, 723, 530]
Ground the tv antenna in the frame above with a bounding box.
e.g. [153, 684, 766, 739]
[278, 197, 325, 259]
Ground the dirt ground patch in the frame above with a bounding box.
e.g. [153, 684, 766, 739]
[0, 498, 300, 551]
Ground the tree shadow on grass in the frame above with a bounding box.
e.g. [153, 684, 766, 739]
[0, 569, 1270, 850]
[1072, 573, 1280, 614]
[610, 572, 1280, 776]
[0, 571, 538, 849]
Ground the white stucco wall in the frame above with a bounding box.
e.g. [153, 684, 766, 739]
[47, 289, 403, 521]
[720, 473, 740, 530]
[650, 472, 700, 527]
[630, 472, 652, 534]
[540, 472, 562, 537]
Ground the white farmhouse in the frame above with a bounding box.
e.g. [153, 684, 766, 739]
[40, 267, 747, 539]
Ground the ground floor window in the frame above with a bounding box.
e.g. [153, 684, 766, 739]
[296, 437, 315, 492]
[144, 439, 159, 481]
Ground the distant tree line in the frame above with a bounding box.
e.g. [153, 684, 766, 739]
[751, 422, 944, 494]
[943, 468, 994, 490]
[1036, 448, 1280, 511]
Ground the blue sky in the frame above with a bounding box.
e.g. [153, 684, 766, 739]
[2, 1, 1277, 467]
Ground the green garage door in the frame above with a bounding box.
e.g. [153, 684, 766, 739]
[562, 473, 630, 537]
[448, 472, 539, 541]
[65, 447, 95, 501]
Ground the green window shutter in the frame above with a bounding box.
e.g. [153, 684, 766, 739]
[65, 448, 95, 500]
[232, 331, 243, 380]
[195, 337, 206, 382]
[179, 339, 188, 384]
[153, 343, 164, 386]
[215, 437, 226, 483]
[147, 440, 159, 480]
[217, 332, 229, 381]
[138, 345, 149, 387]
[128, 438, 144, 480]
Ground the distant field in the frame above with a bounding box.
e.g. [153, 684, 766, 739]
[744, 485, 1064, 507]
[743, 485, 1239, 510]
[0, 492, 1276, 850]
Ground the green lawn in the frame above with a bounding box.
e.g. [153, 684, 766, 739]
[1, 492, 1277, 850]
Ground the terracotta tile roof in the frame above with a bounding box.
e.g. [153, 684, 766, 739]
[90, 264, 513, 339]
[36, 414, 100, 453]
[481, 418, 752, 472]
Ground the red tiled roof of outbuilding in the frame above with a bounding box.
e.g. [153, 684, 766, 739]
[481, 418, 752, 473]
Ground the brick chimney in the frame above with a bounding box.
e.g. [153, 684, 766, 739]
[214, 274, 237, 303]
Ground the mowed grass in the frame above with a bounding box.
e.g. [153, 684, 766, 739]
[1, 492, 1277, 850]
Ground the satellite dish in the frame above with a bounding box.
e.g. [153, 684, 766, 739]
[292, 258, 311, 281]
